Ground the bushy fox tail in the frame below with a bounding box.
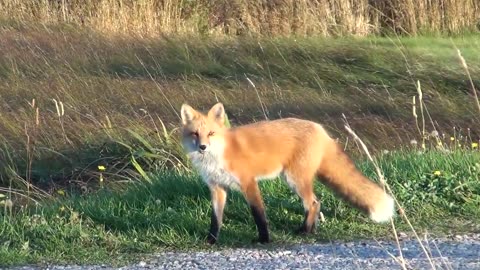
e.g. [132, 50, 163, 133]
[317, 143, 394, 222]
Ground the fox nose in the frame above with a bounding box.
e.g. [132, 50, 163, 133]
[199, 144, 207, 151]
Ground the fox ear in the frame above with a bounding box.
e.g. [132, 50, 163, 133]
[208, 102, 225, 125]
[180, 104, 197, 125]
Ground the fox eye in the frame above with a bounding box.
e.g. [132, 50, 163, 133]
[190, 131, 199, 137]
[208, 131, 215, 136]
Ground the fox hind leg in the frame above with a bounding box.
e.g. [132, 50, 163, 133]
[285, 171, 320, 234]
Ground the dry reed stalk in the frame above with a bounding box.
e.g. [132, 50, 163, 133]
[343, 115, 437, 270]
[455, 47, 480, 115]
[0, 0, 478, 37]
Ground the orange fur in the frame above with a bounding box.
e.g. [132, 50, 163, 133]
[180, 103, 394, 244]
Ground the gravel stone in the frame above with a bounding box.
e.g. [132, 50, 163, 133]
[7, 234, 480, 270]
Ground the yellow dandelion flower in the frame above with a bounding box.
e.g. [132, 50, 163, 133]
[472, 142, 478, 149]
[433, 171, 441, 176]
[57, 189, 65, 196]
[98, 165, 106, 171]
[450, 137, 455, 141]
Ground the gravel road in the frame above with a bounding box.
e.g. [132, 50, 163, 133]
[9, 234, 480, 270]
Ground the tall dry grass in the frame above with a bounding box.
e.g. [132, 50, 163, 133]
[0, 0, 478, 37]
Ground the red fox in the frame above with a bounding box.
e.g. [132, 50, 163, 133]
[180, 102, 394, 244]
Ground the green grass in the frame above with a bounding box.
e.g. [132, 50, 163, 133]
[1, 149, 479, 267]
[1, 22, 480, 267]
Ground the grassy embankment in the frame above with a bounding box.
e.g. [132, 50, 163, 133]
[0, 21, 479, 267]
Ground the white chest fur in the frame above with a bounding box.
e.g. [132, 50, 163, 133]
[188, 151, 241, 190]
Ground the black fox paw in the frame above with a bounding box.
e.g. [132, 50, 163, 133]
[295, 226, 315, 235]
[252, 235, 270, 244]
[206, 233, 218, 245]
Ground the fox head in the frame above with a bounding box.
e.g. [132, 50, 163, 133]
[180, 103, 226, 154]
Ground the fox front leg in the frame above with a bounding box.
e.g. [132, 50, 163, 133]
[207, 184, 227, 244]
[240, 179, 270, 244]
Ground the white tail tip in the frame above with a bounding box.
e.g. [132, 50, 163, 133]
[369, 194, 395, 223]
